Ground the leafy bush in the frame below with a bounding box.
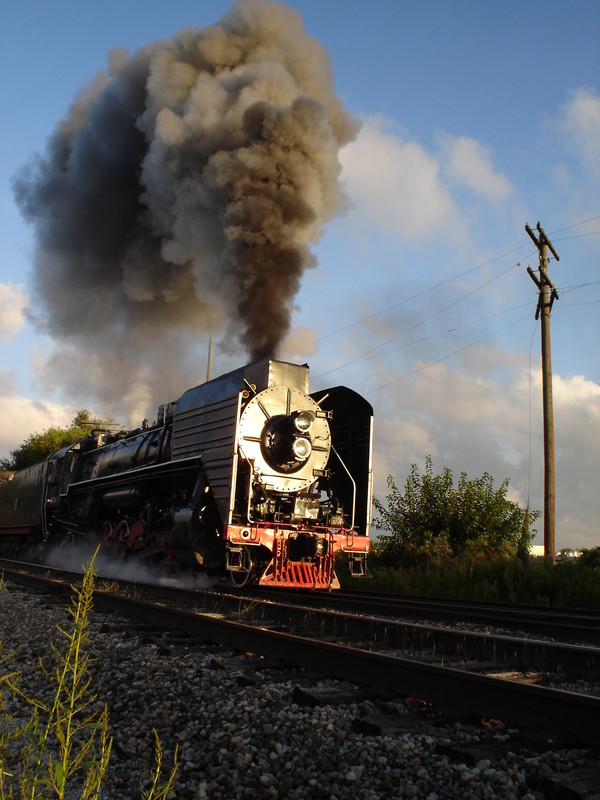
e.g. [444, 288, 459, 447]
[1, 411, 101, 471]
[373, 456, 538, 567]
[344, 458, 595, 607]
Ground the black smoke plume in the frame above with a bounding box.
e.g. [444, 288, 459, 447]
[13, 0, 358, 418]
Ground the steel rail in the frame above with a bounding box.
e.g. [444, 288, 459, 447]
[251, 586, 600, 644]
[93, 590, 600, 748]
[4, 567, 599, 747]
[3, 557, 599, 642]
[2, 563, 599, 681]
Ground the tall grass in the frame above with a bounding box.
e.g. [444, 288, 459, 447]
[339, 552, 600, 608]
[0, 554, 178, 799]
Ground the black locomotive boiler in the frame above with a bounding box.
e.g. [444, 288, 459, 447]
[0, 359, 373, 589]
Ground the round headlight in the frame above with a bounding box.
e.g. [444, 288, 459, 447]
[292, 436, 312, 461]
[294, 411, 314, 433]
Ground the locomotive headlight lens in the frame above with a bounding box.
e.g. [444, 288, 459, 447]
[292, 436, 312, 461]
[294, 411, 314, 433]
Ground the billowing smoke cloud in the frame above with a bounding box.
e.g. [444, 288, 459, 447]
[13, 0, 358, 417]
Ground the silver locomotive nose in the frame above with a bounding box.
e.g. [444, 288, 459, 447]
[238, 386, 331, 493]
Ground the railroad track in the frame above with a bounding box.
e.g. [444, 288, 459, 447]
[250, 586, 600, 645]
[5, 556, 599, 643]
[2, 558, 600, 748]
[3, 558, 599, 681]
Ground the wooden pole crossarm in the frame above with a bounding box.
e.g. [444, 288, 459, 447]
[539, 265, 558, 293]
[536, 222, 560, 262]
[527, 265, 542, 289]
[525, 222, 539, 248]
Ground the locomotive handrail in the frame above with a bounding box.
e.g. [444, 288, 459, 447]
[57, 455, 206, 500]
[330, 444, 357, 531]
[367, 468, 374, 528]
[245, 458, 255, 523]
[41, 461, 50, 542]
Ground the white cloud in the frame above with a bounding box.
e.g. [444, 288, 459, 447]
[558, 88, 600, 178]
[551, 372, 600, 539]
[0, 283, 29, 340]
[0, 393, 76, 460]
[338, 117, 517, 252]
[437, 133, 513, 201]
[553, 372, 600, 408]
[339, 116, 455, 241]
[368, 353, 600, 550]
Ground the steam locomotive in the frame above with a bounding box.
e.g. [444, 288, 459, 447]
[0, 359, 373, 589]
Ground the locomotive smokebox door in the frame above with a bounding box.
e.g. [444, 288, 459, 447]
[238, 386, 331, 493]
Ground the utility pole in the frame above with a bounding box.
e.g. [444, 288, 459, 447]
[525, 222, 560, 564]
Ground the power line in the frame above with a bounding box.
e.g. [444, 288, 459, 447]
[318, 243, 531, 343]
[317, 215, 597, 348]
[317, 216, 600, 346]
[336, 248, 596, 391]
[557, 280, 600, 292]
[313, 260, 521, 382]
[364, 315, 528, 396]
[553, 231, 600, 243]
[336, 301, 532, 368]
[558, 299, 600, 309]
[549, 215, 600, 233]
[312, 215, 597, 386]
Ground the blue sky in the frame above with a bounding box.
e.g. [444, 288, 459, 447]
[1, 0, 599, 549]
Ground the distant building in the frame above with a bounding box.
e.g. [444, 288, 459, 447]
[529, 544, 583, 559]
[558, 548, 583, 560]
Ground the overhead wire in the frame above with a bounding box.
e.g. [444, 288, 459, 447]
[318, 242, 531, 343]
[365, 315, 530, 396]
[548, 214, 600, 233]
[557, 280, 600, 292]
[313, 215, 599, 388]
[553, 231, 600, 243]
[335, 300, 532, 368]
[313, 257, 526, 383]
[316, 216, 598, 350]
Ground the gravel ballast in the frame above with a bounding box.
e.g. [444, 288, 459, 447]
[0, 581, 596, 799]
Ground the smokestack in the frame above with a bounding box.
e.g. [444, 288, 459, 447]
[207, 332, 214, 383]
[13, 0, 359, 415]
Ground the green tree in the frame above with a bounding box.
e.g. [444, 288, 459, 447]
[0, 411, 97, 471]
[578, 547, 600, 569]
[373, 456, 538, 566]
